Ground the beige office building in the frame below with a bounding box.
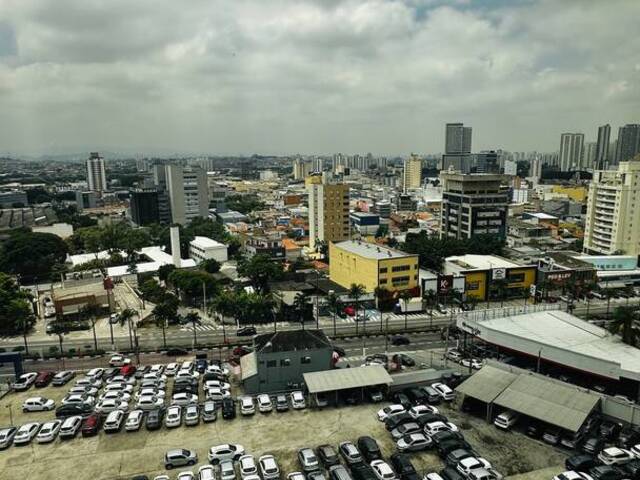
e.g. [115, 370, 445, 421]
[308, 175, 350, 250]
[403, 155, 422, 192]
[584, 159, 640, 255]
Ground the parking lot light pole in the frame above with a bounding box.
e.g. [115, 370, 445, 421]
[6, 405, 13, 426]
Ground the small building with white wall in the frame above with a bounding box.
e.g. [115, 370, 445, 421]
[189, 236, 228, 264]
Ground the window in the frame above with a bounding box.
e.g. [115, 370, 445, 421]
[301, 356, 311, 364]
[392, 265, 410, 272]
[266, 360, 276, 368]
[466, 281, 479, 291]
[280, 359, 290, 367]
[379, 267, 388, 273]
[380, 279, 387, 284]
[392, 276, 410, 285]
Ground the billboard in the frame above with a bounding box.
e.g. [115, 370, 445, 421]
[437, 274, 453, 293]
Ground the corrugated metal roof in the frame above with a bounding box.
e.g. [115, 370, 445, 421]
[455, 365, 519, 403]
[304, 366, 392, 394]
[240, 352, 257, 380]
[493, 374, 600, 432]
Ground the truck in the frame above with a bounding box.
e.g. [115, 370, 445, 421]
[394, 297, 424, 314]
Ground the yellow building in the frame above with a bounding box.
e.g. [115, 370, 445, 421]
[443, 254, 536, 301]
[329, 240, 419, 293]
[308, 176, 350, 250]
[403, 154, 422, 191]
[551, 185, 587, 203]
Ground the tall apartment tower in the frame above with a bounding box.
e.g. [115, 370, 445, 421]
[558, 133, 585, 171]
[402, 154, 422, 192]
[166, 165, 209, 225]
[440, 172, 509, 240]
[307, 174, 350, 251]
[595, 124, 611, 169]
[293, 157, 312, 180]
[584, 142, 597, 170]
[616, 124, 640, 163]
[583, 161, 640, 256]
[86, 152, 107, 192]
[445, 123, 472, 154]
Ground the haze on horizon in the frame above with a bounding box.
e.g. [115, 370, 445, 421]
[0, 0, 639, 157]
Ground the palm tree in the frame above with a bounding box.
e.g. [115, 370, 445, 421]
[326, 292, 340, 337]
[609, 305, 639, 346]
[399, 289, 413, 331]
[422, 289, 436, 327]
[210, 291, 236, 343]
[154, 313, 168, 349]
[348, 283, 366, 335]
[80, 303, 102, 352]
[185, 311, 201, 347]
[293, 292, 309, 330]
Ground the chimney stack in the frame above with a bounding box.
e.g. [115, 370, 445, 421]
[170, 226, 181, 267]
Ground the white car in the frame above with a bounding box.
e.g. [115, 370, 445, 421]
[185, 405, 200, 426]
[206, 387, 231, 402]
[371, 460, 397, 480]
[172, 392, 198, 406]
[68, 385, 99, 397]
[62, 394, 95, 407]
[397, 433, 432, 452]
[208, 443, 245, 464]
[461, 358, 483, 370]
[150, 364, 165, 374]
[239, 455, 258, 478]
[446, 350, 462, 362]
[104, 410, 126, 433]
[166, 405, 183, 428]
[165, 363, 179, 376]
[87, 368, 105, 379]
[181, 361, 194, 371]
[12, 372, 38, 391]
[552, 472, 594, 480]
[241, 397, 256, 416]
[36, 420, 62, 443]
[205, 380, 231, 391]
[431, 382, 455, 401]
[259, 455, 280, 480]
[104, 382, 134, 394]
[137, 395, 165, 411]
[177, 472, 195, 480]
[291, 391, 306, 409]
[257, 394, 273, 413]
[206, 364, 229, 377]
[107, 375, 135, 386]
[22, 396, 55, 412]
[377, 404, 405, 421]
[75, 376, 103, 389]
[457, 457, 492, 477]
[466, 469, 503, 480]
[424, 474, 445, 480]
[136, 387, 166, 400]
[176, 369, 200, 380]
[95, 398, 129, 414]
[109, 354, 131, 367]
[220, 459, 236, 480]
[100, 390, 132, 403]
[144, 372, 167, 382]
[13, 422, 41, 445]
[59, 415, 83, 439]
[423, 421, 458, 436]
[125, 409, 145, 431]
[199, 466, 215, 480]
[408, 405, 438, 418]
[598, 447, 634, 465]
[390, 422, 421, 440]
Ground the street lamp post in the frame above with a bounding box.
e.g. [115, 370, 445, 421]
[58, 333, 65, 370]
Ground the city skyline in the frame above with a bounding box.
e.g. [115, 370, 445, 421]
[0, 0, 639, 156]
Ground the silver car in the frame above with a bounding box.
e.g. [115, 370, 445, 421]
[185, 405, 200, 426]
[165, 449, 198, 469]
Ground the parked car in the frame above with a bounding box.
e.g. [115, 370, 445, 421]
[424, 421, 459, 436]
[185, 405, 200, 426]
[493, 410, 519, 430]
[298, 447, 321, 472]
[456, 457, 493, 478]
[542, 427, 562, 445]
[109, 354, 131, 367]
[391, 422, 422, 441]
[165, 449, 198, 469]
[208, 443, 245, 464]
[172, 392, 198, 406]
[259, 455, 281, 480]
[23, 396, 55, 412]
[598, 447, 634, 465]
[317, 444, 340, 468]
[104, 409, 126, 433]
[222, 398, 236, 419]
[397, 433, 432, 452]
[420, 386, 442, 405]
[202, 400, 217, 423]
[34, 371, 55, 388]
[146, 408, 165, 430]
[390, 453, 420, 480]
[257, 394, 273, 413]
[241, 396, 256, 416]
[220, 459, 236, 480]
[328, 465, 353, 480]
[276, 394, 289, 412]
[370, 460, 397, 480]
[13, 422, 41, 445]
[0, 427, 17, 449]
[81, 414, 101, 437]
[385, 413, 414, 432]
[237, 326, 257, 336]
[166, 405, 183, 428]
[58, 415, 83, 440]
[339, 441, 364, 465]
[52, 370, 75, 386]
[408, 405, 439, 418]
[56, 403, 93, 419]
[565, 454, 598, 473]
[589, 465, 625, 480]
[431, 383, 455, 401]
[36, 420, 62, 443]
[377, 404, 405, 422]
[358, 436, 382, 462]
[291, 391, 306, 409]
[12, 372, 38, 391]
[125, 410, 145, 432]
[239, 454, 258, 478]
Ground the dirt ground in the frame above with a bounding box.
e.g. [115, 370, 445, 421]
[0, 384, 566, 480]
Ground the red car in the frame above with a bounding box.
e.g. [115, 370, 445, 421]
[232, 346, 252, 357]
[343, 305, 356, 317]
[35, 371, 55, 388]
[120, 365, 136, 377]
[81, 414, 101, 437]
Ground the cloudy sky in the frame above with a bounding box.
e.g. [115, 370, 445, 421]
[0, 0, 639, 156]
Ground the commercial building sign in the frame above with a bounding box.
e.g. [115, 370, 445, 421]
[546, 271, 572, 283]
[492, 268, 507, 280]
[437, 275, 453, 293]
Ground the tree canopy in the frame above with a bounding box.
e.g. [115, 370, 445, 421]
[237, 254, 284, 294]
[0, 230, 68, 280]
[0, 273, 36, 334]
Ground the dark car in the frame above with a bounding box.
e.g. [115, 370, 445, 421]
[317, 444, 340, 468]
[342, 389, 361, 405]
[404, 387, 428, 405]
[542, 426, 562, 445]
[391, 335, 410, 346]
[393, 354, 415, 368]
[134, 365, 152, 379]
[582, 436, 605, 455]
[222, 397, 236, 419]
[237, 326, 257, 336]
[618, 425, 640, 448]
[350, 463, 377, 480]
[166, 348, 189, 356]
[590, 465, 625, 480]
[415, 413, 448, 427]
[390, 453, 420, 480]
[445, 449, 475, 467]
[81, 413, 102, 437]
[145, 409, 165, 431]
[622, 459, 640, 480]
[565, 454, 597, 473]
[55, 403, 93, 419]
[34, 371, 55, 388]
[275, 394, 289, 412]
[599, 421, 623, 441]
[437, 440, 472, 458]
[431, 431, 465, 447]
[195, 358, 208, 374]
[103, 367, 120, 380]
[390, 392, 412, 410]
[524, 420, 543, 439]
[439, 467, 466, 480]
[357, 436, 381, 463]
[385, 412, 413, 431]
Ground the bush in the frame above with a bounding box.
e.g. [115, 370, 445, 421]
[12, 346, 25, 352]
[68, 348, 76, 356]
[25, 352, 41, 360]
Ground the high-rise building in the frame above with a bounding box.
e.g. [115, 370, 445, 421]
[616, 124, 640, 164]
[445, 123, 472, 154]
[473, 151, 501, 174]
[529, 156, 543, 180]
[584, 142, 597, 170]
[86, 152, 107, 192]
[595, 124, 611, 169]
[293, 157, 312, 180]
[558, 133, 585, 171]
[583, 161, 640, 256]
[129, 188, 160, 226]
[440, 173, 509, 239]
[308, 174, 350, 250]
[166, 165, 209, 225]
[402, 154, 422, 192]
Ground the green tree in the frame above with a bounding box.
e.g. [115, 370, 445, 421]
[139, 278, 166, 303]
[237, 254, 284, 294]
[610, 306, 639, 346]
[200, 258, 221, 274]
[293, 292, 310, 329]
[80, 303, 102, 352]
[152, 294, 180, 326]
[118, 308, 136, 328]
[0, 273, 36, 351]
[0, 230, 68, 280]
[168, 269, 219, 305]
[184, 311, 201, 346]
[326, 291, 340, 336]
[348, 283, 366, 335]
[399, 289, 413, 331]
[158, 264, 176, 283]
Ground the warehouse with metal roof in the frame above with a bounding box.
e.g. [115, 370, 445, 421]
[303, 365, 393, 405]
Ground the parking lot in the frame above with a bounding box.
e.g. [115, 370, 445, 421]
[0, 374, 567, 480]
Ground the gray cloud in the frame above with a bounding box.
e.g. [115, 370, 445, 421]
[0, 0, 639, 155]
